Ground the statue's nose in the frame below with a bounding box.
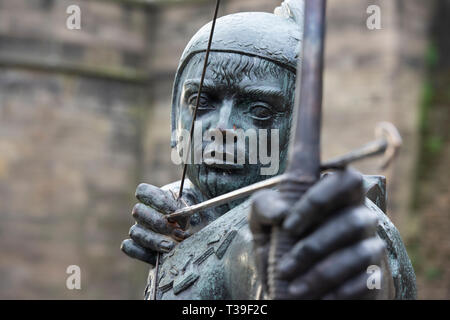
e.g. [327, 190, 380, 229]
[215, 99, 234, 131]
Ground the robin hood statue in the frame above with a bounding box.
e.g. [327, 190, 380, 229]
[121, 0, 416, 300]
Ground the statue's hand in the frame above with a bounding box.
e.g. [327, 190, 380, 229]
[249, 169, 387, 299]
[121, 184, 190, 266]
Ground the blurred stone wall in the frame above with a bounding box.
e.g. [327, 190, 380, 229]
[0, 0, 445, 299]
[0, 0, 153, 299]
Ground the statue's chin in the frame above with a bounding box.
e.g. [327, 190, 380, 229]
[188, 164, 263, 200]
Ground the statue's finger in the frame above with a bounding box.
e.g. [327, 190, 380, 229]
[321, 271, 378, 300]
[283, 168, 364, 237]
[254, 243, 270, 294]
[120, 239, 157, 266]
[249, 189, 289, 239]
[129, 224, 177, 253]
[132, 203, 189, 238]
[135, 183, 178, 214]
[288, 237, 385, 299]
[278, 206, 377, 279]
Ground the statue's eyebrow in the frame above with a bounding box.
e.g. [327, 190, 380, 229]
[184, 80, 285, 97]
[183, 80, 288, 110]
[241, 86, 285, 100]
[183, 79, 215, 94]
[240, 86, 287, 110]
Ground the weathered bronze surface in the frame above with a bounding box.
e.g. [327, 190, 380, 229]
[121, 0, 416, 300]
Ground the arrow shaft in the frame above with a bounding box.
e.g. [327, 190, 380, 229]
[166, 136, 391, 220]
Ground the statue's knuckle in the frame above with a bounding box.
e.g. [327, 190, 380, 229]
[357, 203, 373, 215]
[346, 169, 363, 187]
[312, 264, 328, 283]
[364, 220, 378, 237]
[358, 238, 383, 261]
[154, 221, 167, 233]
[143, 233, 155, 245]
[250, 199, 261, 217]
[308, 190, 326, 207]
[300, 241, 319, 258]
[351, 209, 371, 232]
[374, 238, 386, 253]
[251, 190, 273, 208]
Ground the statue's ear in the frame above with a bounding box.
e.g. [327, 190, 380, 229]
[171, 74, 181, 149]
[171, 129, 177, 148]
[170, 103, 178, 148]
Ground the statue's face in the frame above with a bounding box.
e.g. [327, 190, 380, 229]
[174, 52, 295, 199]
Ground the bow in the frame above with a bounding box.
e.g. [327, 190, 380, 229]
[269, 0, 326, 299]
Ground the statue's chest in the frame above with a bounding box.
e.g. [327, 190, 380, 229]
[144, 201, 254, 300]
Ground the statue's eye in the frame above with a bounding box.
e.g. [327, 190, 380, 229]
[248, 104, 274, 121]
[188, 94, 214, 111]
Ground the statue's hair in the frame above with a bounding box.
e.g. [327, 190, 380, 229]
[186, 51, 296, 89]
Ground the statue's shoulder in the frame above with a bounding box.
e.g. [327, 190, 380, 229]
[362, 175, 417, 300]
[362, 175, 387, 213]
[146, 196, 255, 300]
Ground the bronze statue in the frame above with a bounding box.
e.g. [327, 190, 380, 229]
[121, 0, 416, 300]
